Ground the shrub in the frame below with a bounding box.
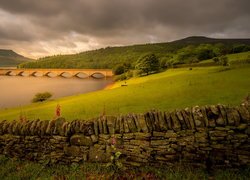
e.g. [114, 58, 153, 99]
[114, 74, 127, 81]
[219, 56, 229, 66]
[212, 57, 219, 63]
[32, 92, 52, 103]
[114, 71, 134, 81]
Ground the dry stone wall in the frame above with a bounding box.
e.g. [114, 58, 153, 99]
[0, 101, 249, 168]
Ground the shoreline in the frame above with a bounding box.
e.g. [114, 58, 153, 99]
[104, 81, 115, 90]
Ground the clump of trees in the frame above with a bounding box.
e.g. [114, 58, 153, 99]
[219, 56, 229, 66]
[32, 92, 52, 103]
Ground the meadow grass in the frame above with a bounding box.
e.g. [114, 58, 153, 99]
[0, 155, 249, 180]
[0, 64, 249, 121]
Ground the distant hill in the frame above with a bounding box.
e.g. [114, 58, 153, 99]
[172, 36, 250, 45]
[19, 36, 250, 69]
[0, 49, 32, 67]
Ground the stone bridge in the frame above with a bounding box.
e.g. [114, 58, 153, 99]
[0, 68, 114, 79]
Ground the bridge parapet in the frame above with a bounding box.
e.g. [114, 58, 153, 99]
[0, 68, 114, 78]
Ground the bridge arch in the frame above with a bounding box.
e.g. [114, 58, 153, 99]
[5, 71, 13, 76]
[31, 72, 43, 77]
[18, 71, 31, 77]
[60, 72, 73, 78]
[45, 72, 57, 78]
[90, 72, 105, 79]
[75, 72, 88, 79]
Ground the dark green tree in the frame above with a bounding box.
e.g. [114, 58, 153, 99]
[113, 64, 125, 75]
[136, 54, 160, 75]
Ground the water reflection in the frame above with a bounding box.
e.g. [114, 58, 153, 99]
[0, 76, 113, 109]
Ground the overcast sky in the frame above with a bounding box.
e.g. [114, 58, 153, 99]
[0, 0, 249, 58]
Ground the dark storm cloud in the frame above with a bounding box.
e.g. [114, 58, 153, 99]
[0, 0, 249, 57]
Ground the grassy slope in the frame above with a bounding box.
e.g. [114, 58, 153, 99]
[0, 49, 32, 67]
[0, 64, 249, 121]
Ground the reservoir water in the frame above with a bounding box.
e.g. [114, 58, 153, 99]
[0, 76, 113, 109]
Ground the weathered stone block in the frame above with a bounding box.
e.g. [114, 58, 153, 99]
[93, 119, 99, 135]
[46, 119, 56, 135]
[70, 120, 80, 134]
[119, 116, 125, 134]
[40, 120, 49, 136]
[2, 121, 10, 134]
[106, 116, 116, 134]
[137, 114, 148, 133]
[114, 117, 121, 133]
[153, 131, 165, 137]
[124, 116, 130, 133]
[237, 105, 250, 124]
[192, 106, 205, 128]
[0, 120, 7, 135]
[181, 109, 192, 129]
[153, 111, 161, 131]
[195, 132, 208, 143]
[99, 134, 111, 140]
[70, 134, 93, 146]
[165, 131, 177, 138]
[237, 124, 247, 131]
[226, 107, 241, 126]
[176, 110, 187, 129]
[206, 105, 218, 127]
[130, 140, 150, 147]
[89, 147, 109, 162]
[134, 132, 151, 140]
[64, 146, 81, 156]
[164, 112, 173, 130]
[158, 111, 168, 131]
[12, 121, 20, 135]
[151, 139, 169, 146]
[209, 131, 228, 137]
[90, 135, 98, 143]
[123, 133, 134, 140]
[98, 117, 103, 134]
[54, 118, 66, 135]
[126, 115, 137, 132]
[144, 113, 153, 132]
[102, 117, 108, 134]
[30, 119, 39, 135]
[170, 111, 181, 131]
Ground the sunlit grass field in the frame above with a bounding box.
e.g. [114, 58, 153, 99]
[199, 51, 250, 64]
[0, 64, 249, 121]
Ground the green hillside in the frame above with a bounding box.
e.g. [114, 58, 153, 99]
[19, 36, 250, 69]
[0, 64, 249, 121]
[0, 49, 32, 67]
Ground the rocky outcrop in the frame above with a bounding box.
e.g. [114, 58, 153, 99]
[0, 102, 249, 168]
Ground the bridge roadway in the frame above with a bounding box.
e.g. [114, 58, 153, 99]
[0, 68, 114, 78]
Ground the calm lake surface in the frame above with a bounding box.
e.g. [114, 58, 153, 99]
[0, 76, 113, 109]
